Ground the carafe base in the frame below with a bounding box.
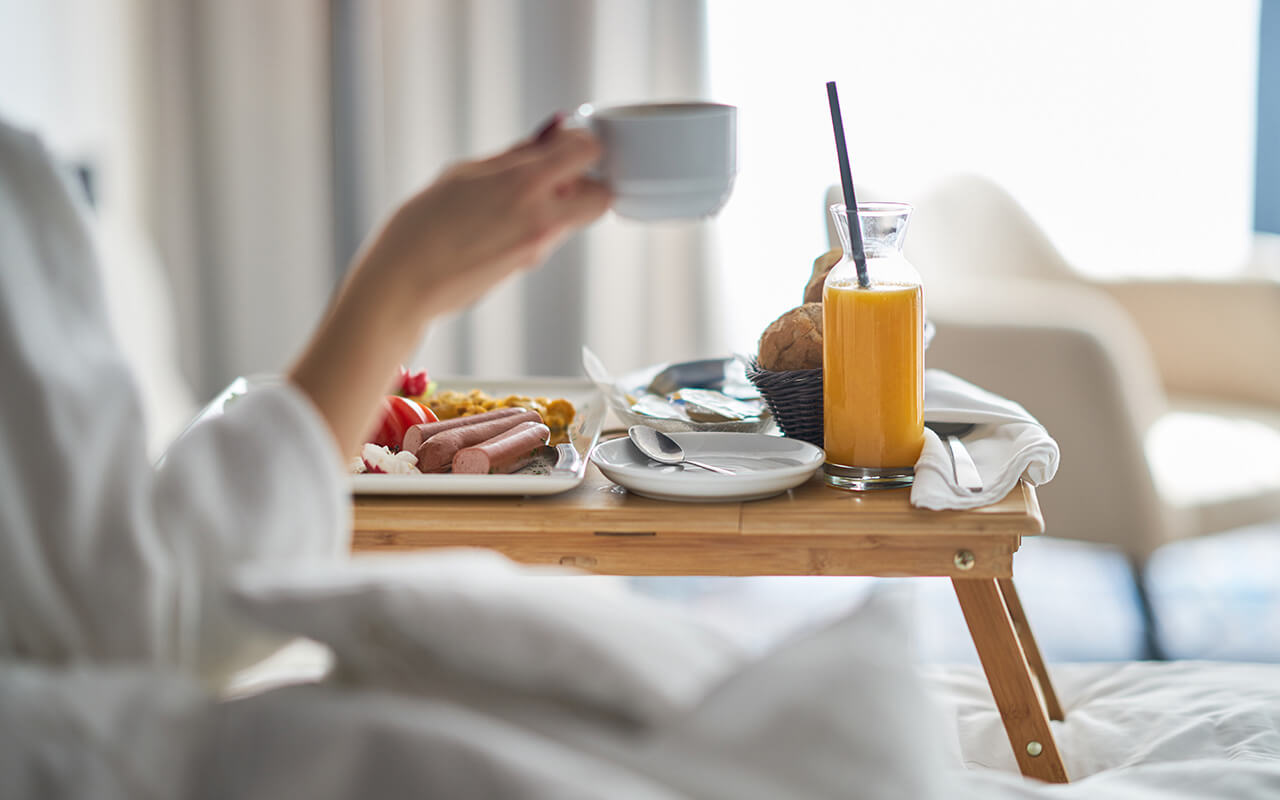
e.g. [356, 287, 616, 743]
[822, 462, 914, 491]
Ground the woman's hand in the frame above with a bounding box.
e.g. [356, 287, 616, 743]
[356, 123, 611, 319]
[288, 120, 611, 457]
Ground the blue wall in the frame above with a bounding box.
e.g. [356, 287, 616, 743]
[1259, 1, 1280, 233]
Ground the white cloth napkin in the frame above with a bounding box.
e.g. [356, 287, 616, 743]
[911, 370, 1060, 510]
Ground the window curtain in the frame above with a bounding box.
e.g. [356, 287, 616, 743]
[340, 0, 719, 378]
[127, 0, 717, 398]
[127, 0, 335, 397]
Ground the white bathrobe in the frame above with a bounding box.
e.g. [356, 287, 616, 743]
[0, 119, 351, 795]
[0, 120, 350, 676]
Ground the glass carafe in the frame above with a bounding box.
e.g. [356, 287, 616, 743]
[822, 202, 923, 490]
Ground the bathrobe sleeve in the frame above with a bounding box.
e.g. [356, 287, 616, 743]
[0, 120, 350, 682]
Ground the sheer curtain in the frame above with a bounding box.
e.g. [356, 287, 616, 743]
[128, 0, 336, 397]
[125, 0, 716, 399]
[348, 0, 719, 378]
[0, 0, 202, 448]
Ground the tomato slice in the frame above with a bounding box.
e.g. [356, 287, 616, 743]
[369, 395, 438, 450]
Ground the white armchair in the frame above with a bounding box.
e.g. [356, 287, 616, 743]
[824, 177, 1280, 566]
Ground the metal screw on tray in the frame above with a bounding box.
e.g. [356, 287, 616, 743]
[628, 425, 736, 475]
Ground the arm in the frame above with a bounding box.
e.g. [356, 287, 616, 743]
[290, 124, 610, 456]
[0, 119, 607, 681]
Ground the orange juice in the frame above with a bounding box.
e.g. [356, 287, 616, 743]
[823, 278, 924, 470]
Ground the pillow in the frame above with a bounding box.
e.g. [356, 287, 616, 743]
[620, 587, 949, 800]
[227, 549, 744, 726]
[446, 585, 950, 799]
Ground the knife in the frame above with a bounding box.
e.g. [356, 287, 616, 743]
[925, 422, 984, 494]
[536, 391, 603, 475]
[945, 435, 983, 493]
[535, 442, 583, 474]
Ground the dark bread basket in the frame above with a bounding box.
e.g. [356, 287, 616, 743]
[744, 358, 823, 448]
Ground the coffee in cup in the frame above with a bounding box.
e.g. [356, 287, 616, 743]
[572, 101, 737, 221]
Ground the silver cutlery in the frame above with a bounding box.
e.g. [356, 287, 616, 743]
[926, 422, 983, 493]
[628, 425, 736, 475]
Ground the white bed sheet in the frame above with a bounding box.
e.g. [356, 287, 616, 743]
[927, 661, 1280, 798]
[926, 661, 1280, 777]
[221, 603, 1280, 799]
[219, 572, 1280, 800]
[219, 653, 1280, 799]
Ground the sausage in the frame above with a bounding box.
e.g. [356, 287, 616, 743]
[414, 409, 542, 472]
[452, 421, 551, 475]
[401, 407, 532, 455]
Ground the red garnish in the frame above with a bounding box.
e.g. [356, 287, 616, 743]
[368, 395, 437, 450]
[397, 366, 429, 397]
[362, 459, 386, 474]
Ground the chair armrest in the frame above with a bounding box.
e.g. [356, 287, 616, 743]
[1098, 279, 1280, 407]
[926, 279, 1187, 558]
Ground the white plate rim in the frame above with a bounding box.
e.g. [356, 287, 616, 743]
[590, 432, 824, 501]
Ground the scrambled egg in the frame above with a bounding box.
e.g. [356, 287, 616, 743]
[427, 389, 575, 431]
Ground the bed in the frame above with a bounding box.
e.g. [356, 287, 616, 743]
[207, 552, 1280, 799]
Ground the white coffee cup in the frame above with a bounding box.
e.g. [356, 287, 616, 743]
[572, 101, 737, 221]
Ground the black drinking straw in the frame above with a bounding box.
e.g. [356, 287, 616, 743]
[826, 81, 869, 288]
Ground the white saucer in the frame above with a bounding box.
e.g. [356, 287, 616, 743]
[590, 432, 824, 502]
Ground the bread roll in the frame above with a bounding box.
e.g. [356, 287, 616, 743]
[758, 303, 823, 371]
[803, 248, 842, 304]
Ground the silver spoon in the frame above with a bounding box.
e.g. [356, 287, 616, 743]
[627, 425, 736, 475]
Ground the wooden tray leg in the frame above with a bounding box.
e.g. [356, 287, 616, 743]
[953, 578, 1069, 783]
[997, 577, 1065, 721]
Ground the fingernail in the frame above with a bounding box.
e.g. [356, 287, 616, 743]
[534, 111, 565, 143]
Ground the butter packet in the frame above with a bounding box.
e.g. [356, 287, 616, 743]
[674, 388, 766, 423]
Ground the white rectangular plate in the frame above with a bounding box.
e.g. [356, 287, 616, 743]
[351, 377, 604, 496]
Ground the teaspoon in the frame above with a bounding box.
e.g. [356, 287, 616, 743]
[627, 425, 736, 475]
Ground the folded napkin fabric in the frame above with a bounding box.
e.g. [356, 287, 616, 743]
[911, 370, 1060, 510]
